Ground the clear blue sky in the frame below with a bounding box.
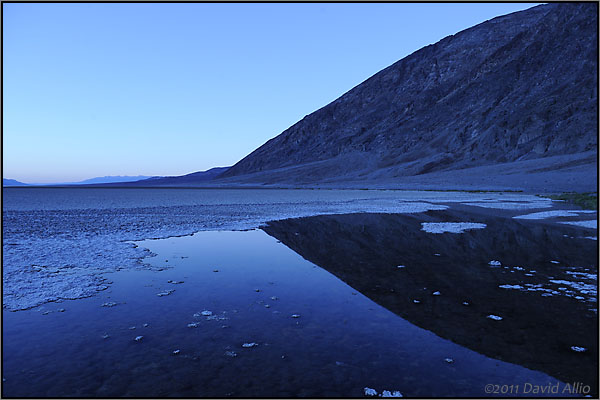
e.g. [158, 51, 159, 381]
[3, 3, 538, 183]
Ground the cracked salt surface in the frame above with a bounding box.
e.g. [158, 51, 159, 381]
[420, 222, 486, 234]
[4, 189, 460, 311]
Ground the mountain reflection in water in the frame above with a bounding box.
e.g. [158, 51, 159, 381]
[262, 210, 598, 394]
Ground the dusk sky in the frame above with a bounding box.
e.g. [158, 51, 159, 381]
[3, 3, 537, 183]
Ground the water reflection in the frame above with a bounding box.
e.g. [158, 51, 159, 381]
[3, 212, 596, 397]
[263, 210, 598, 394]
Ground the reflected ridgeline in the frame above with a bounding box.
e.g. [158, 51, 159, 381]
[262, 211, 598, 394]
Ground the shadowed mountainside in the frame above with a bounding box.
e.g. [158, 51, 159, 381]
[220, 3, 597, 188]
[263, 211, 598, 393]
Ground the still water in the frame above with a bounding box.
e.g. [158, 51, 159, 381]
[2, 228, 580, 397]
[2, 188, 596, 397]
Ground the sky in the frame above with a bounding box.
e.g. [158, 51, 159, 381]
[3, 3, 538, 183]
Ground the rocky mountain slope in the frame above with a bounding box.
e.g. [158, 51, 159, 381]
[219, 3, 597, 188]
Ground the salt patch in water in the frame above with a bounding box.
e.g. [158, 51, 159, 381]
[421, 222, 486, 234]
[463, 201, 552, 210]
[513, 210, 582, 219]
[571, 346, 587, 353]
[381, 390, 403, 397]
[559, 220, 597, 229]
[498, 284, 524, 290]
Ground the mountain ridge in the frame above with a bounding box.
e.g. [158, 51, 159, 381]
[219, 3, 597, 189]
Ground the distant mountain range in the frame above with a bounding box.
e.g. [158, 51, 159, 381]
[3, 169, 231, 188]
[70, 175, 155, 185]
[3, 176, 154, 186]
[215, 3, 597, 191]
[86, 167, 230, 187]
[3, 178, 29, 186]
[6, 4, 597, 192]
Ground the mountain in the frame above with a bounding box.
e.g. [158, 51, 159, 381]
[219, 3, 597, 191]
[72, 175, 154, 185]
[88, 167, 230, 186]
[3, 178, 29, 186]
